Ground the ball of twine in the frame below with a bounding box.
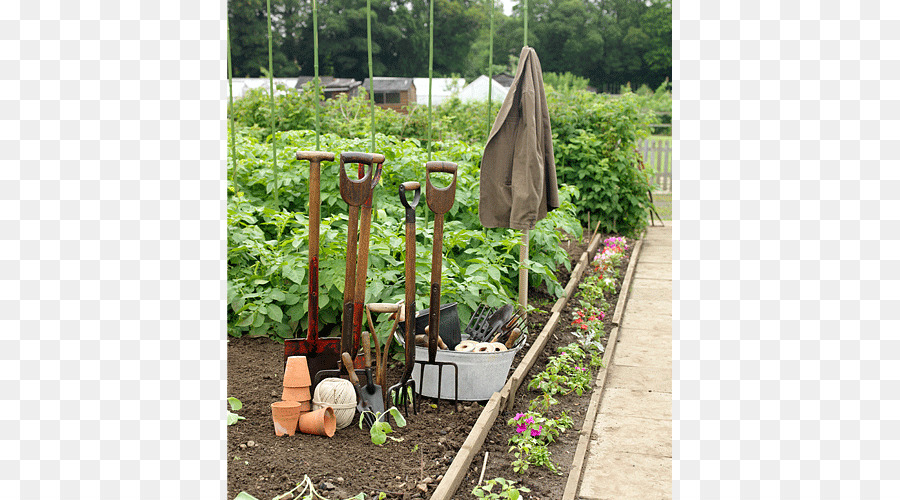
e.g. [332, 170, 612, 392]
[312, 378, 357, 429]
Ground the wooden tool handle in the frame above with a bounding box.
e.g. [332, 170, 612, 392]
[362, 329, 372, 368]
[342, 353, 360, 385]
[367, 303, 401, 314]
[505, 328, 523, 349]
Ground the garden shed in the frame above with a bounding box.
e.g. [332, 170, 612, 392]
[361, 77, 416, 112]
[295, 76, 362, 99]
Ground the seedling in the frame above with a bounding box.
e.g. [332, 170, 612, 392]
[360, 407, 407, 445]
[227, 397, 245, 426]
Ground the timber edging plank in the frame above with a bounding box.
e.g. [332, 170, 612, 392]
[611, 234, 644, 326]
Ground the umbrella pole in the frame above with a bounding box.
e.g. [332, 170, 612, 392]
[519, 229, 529, 310]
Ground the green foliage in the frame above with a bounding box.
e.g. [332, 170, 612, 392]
[542, 72, 590, 93]
[227, 0, 671, 89]
[472, 478, 531, 500]
[227, 130, 580, 341]
[227, 397, 246, 426]
[360, 407, 407, 445]
[549, 90, 655, 237]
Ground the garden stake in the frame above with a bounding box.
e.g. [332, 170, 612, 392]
[284, 151, 343, 389]
[415, 162, 459, 411]
[388, 181, 421, 416]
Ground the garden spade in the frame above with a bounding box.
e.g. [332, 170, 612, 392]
[313, 152, 384, 386]
[414, 162, 459, 411]
[360, 329, 385, 415]
[284, 151, 342, 388]
[339, 152, 384, 366]
[388, 181, 421, 416]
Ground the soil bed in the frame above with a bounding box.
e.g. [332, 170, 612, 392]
[228, 231, 634, 500]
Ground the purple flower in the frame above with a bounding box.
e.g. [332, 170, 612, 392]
[516, 424, 527, 433]
[531, 426, 542, 437]
[525, 417, 534, 425]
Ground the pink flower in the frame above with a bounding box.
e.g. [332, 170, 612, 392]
[588, 316, 597, 321]
[516, 424, 526, 433]
[525, 417, 534, 424]
[531, 426, 542, 437]
[514, 413, 524, 420]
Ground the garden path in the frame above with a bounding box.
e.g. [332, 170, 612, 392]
[577, 223, 672, 500]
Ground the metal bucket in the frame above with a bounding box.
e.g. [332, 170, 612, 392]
[407, 333, 527, 401]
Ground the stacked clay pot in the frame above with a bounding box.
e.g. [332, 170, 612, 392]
[282, 356, 312, 413]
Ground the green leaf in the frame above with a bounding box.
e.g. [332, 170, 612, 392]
[270, 289, 285, 301]
[228, 397, 243, 411]
[267, 304, 283, 322]
[227, 411, 245, 426]
[388, 407, 407, 428]
[233, 492, 260, 500]
[235, 313, 253, 327]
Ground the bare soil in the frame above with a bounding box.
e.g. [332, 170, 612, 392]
[228, 231, 633, 500]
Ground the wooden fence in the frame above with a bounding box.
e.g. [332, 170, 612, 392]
[638, 137, 672, 192]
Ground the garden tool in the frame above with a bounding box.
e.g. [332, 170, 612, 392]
[360, 329, 385, 414]
[365, 301, 403, 409]
[464, 304, 497, 340]
[284, 151, 343, 388]
[340, 151, 384, 365]
[414, 162, 459, 411]
[490, 309, 526, 344]
[475, 303, 514, 343]
[341, 353, 378, 427]
[313, 152, 384, 385]
[388, 181, 421, 416]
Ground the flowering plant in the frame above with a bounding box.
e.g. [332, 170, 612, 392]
[506, 411, 574, 474]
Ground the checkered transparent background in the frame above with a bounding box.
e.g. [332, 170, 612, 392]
[2, 1, 225, 499]
[675, 1, 899, 499]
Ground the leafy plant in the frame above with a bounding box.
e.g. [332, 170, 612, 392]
[360, 407, 407, 445]
[227, 131, 581, 342]
[227, 397, 245, 426]
[472, 477, 531, 500]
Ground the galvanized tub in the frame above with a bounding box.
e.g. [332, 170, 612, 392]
[406, 333, 527, 401]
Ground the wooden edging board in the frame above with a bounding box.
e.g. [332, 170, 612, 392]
[430, 230, 639, 499]
[430, 232, 602, 500]
[561, 231, 646, 499]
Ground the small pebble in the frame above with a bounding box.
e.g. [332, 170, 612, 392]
[423, 476, 433, 484]
[262, 374, 272, 379]
[271, 390, 279, 397]
[336, 477, 344, 483]
[322, 482, 336, 490]
[439, 429, 448, 435]
[247, 441, 255, 447]
[416, 484, 428, 492]
[239, 444, 247, 449]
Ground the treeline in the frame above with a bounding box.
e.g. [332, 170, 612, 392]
[228, 0, 671, 90]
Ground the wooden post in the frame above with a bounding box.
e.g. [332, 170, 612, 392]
[519, 229, 529, 309]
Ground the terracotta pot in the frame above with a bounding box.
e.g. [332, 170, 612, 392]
[299, 400, 311, 412]
[297, 406, 336, 437]
[284, 356, 312, 387]
[282, 386, 311, 402]
[271, 401, 302, 437]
